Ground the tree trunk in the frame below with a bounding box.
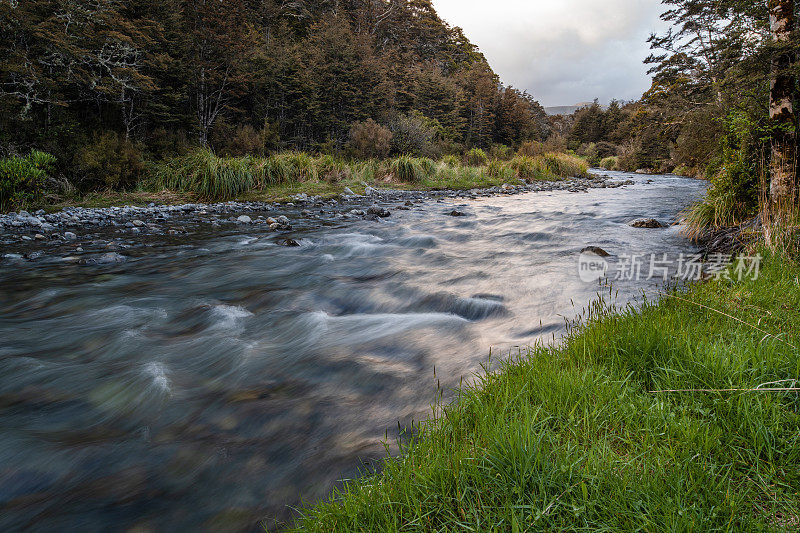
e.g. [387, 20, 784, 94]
[768, 0, 797, 204]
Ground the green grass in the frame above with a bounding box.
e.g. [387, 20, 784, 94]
[31, 150, 593, 210]
[289, 250, 800, 531]
[599, 156, 619, 171]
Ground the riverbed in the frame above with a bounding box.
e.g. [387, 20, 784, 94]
[0, 171, 705, 531]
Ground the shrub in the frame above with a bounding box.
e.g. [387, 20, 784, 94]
[223, 125, 265, 157]
[465, 148, 488, 166]
[390, 112, 440, 158]
[595, 141, 619, 159]
[489, 144, 513, 161]
[599, 156, 619, 170]
[348, 119, 393, 159]
[418, 157, 437, 178]
[578, 142, 600, 166]
[157, 148, 254, 200]
[439, 154, 460, 167]
[0, 150, 55, 211]
[74, 131, 144, 190]
[518, 140, 545, 157]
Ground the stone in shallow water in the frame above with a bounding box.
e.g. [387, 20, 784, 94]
[237, 215, 252, 224]
[629, 218, 665, 228]
[581, 246, 611, 257]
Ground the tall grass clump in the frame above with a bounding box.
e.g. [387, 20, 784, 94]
[291, 250, 800, 531]
[273, 151, 318, 182]
[439, 154, 460, 167]
[599, 156, 619, 170]
[540, 152, 589, 178]
[487, 159, 515, 180]
[0, 150, 56, 211]
[157, 148, 254, 200]
[510, 155, 547, 180]
[465, 148, 488, 166]
[315, 155, 351, 183]
[389, 155, 426, 183]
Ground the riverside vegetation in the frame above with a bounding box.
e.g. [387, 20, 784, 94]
[1, 148, 589, 212]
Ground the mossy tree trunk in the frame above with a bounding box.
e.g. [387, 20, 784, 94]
[768, 0, 797, 205]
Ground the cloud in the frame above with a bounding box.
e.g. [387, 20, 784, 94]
[432, 0, 668, 106]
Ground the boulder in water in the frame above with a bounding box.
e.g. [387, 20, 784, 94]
[629, 218, 665, 228]
[581, 246, 611, 257]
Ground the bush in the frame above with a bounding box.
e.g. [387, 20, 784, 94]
[348, 119, 393, 159]
[156, 148, 254, 200]
[465, 148, 488, 166]
[599, 156, 619, 170]
[0, 150, 56, 211]
[489, 144, 513, 161]
[517, 140, 545, 157]
[223, 125, 266, 157]
[439, 154, 460, 167]
[390, 112, 440, 158]
[74, 132, 144, 190]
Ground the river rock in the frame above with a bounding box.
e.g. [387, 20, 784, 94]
[276, 215, 290, 225]
[448, 210, 467, 217]
[629, 218, 665, 228]
[85, 252, 127, 265]
[132, 219, 145, 227]
[280, 238, 301, 247]
[364, 186, 378, 196]
[237, 215, 252, 224]
[581, 246, 611, 257]
[367, 206, 391, 218]
[64, 231, 77, 240]
[342, 187, 356, 196]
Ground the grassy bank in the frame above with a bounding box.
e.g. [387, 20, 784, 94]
[290, 250, 800, 531]
[4, 150, 589, 212]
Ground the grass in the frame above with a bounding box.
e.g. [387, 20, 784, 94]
[599, 156, 619, 171]
[288, 249, 800, 531]
[25, 150, 595, 211]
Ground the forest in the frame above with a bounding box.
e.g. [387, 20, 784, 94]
[0, 0, 554, 206]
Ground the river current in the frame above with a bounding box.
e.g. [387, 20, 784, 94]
[0, 171, 705, 531]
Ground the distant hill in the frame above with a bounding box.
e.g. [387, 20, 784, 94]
[545, 102, 606, 116]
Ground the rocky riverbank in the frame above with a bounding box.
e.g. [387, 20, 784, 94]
[0, 175, 633, 264]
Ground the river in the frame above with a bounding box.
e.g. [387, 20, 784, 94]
[0, 171, 705, 531]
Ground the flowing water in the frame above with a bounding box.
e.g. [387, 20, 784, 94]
[0, 171, 705, 531]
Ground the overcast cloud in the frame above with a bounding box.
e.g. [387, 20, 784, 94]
[431, 0, 669, 107]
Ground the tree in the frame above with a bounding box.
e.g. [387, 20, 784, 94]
[768, 0, 797, 204]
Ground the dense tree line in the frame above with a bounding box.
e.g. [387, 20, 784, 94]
[561, 0, 798, 225]
[0, 0, 548, 189]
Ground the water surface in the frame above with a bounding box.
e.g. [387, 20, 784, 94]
[0, 172, 705, 531]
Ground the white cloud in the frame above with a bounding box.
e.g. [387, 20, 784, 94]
[432, 0, 669, 106]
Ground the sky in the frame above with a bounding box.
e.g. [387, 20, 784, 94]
[431, 0, 670, 107]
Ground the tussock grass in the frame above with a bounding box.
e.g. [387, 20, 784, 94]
[156, 148, 254, 200]
[290, 250, 800, 531]
[599, 156, 619, 171]
[389, 155, 436, 183]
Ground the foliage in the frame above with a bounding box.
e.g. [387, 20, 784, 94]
[291, 251, 800, 532]
[439, 154, 460, 167]
[389, 156, 434, 183]
[0, 150, 55, 211]
[540, 152, 589, 178]
[465, 148, 488, 166]
[348, 119, 393, 160]
[156, 149, 254, 200]
[390, 112, 441, 158]
[599, 156, 619, 171]
[73, 132, 144, 190]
